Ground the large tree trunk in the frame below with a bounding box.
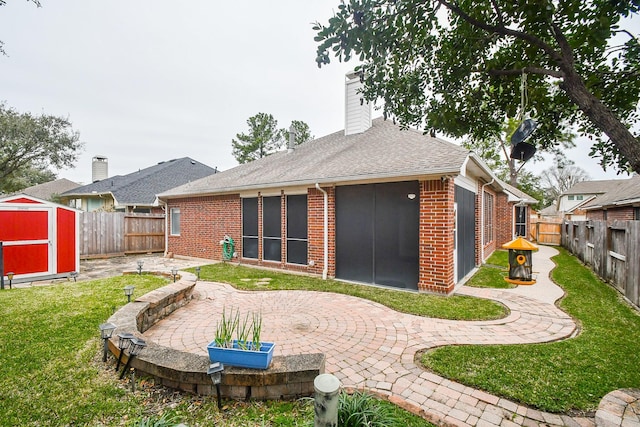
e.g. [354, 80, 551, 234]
[560, 69, 640, 174]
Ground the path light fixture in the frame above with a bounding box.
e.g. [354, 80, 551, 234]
[119, 337, 147, 380]
[123, 285, 135, 302]
[6, 272, 14, 289]
[137, 260, 144, 275]
[195, 266, 201, 280]
[207, 362, 225, 410]
[115, 332, 134, 372]
[99, 322, 116, 362]
[171, 267, 178, 283]
[69, 271, 78, 282]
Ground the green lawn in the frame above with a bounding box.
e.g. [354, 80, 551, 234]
[191, 263, 507, 321]
[0, 273, 433, 426]
[421, 247, 640, 413]
[4, 248, 633, 424]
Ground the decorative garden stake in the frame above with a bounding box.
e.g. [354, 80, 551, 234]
[314, 373, 341, 427]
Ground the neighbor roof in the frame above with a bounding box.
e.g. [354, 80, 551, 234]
[498, 179, 538, 204]
[159, 118, 473, 199]
[562, 179, 625, 195]
[9, 178, 80, 201]
[62, 157, 217, 206]
[583, 174, 640, 210]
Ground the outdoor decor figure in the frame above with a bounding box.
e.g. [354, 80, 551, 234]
[502, 236, 538, 285]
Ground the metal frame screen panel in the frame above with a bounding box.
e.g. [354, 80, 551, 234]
[262, 196, 281, 262]
[286, 194, 307, 265]
[242, 198, 258, 259]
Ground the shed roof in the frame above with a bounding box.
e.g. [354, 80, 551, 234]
[62, 157, 216, 206]
[159, 118, 473, 199]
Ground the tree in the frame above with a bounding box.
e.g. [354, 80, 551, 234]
[231, 114, 313, 164]
[285, 120, 314, 146]
[232, 113, 285, 164]
[314, 1, 640, 174]
[0, 103, 82, 194]
[540, 157, 591, 206]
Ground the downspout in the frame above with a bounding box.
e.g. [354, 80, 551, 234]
[315, 183, 328, 280]
[162, 202, 168, 257]
[480, 179, 495, 263]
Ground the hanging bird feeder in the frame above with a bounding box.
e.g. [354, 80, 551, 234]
[509, 72, 538, 163]
[502, 237, 538, 285]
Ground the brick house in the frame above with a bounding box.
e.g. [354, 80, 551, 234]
[157, 74, 535, 294]
[583, 174, 640, 221]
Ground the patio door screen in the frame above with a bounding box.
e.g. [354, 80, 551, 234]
[336, 181, 419, 290]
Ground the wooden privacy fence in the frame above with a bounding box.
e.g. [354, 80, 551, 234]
[562, 220, 640, 309]
[530, 217, 562, 245]
[79, 212, 165, 258]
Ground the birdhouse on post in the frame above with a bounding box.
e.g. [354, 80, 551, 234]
[502, 237, 538, 285]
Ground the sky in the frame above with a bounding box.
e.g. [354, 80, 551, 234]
[0, 1, 635, 185]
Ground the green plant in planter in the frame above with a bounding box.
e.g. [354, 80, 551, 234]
[251, 311, 262, 351]
[214, 307, 239, 348]
[214, 308, 264, 351]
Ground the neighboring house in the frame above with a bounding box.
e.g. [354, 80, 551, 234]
[583, 174, 640, 221]
[6, 178, 80, 202]
[61, 157, 217, 213]
[557, 179, 625, 221]
[156, 73, 535, 295]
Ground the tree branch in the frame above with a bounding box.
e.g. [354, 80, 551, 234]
[487, 67, 564, 78]
[437, 0, 565, 64]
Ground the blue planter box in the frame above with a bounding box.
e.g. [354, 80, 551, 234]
[207, 340, 275, 369]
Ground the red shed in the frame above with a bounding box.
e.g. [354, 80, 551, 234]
[0, 194, 79, 284]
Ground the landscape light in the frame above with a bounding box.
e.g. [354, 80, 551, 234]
[119, 337, 147, 380]
[137, 260, 144, 275]
[123, 285, 135, 302]
[207, 362, 225, 410]
[99, 322, 116, 362]
[171, 267, 178, 283]
[6, 272, 14, 289]
[115, 332, 134, 372]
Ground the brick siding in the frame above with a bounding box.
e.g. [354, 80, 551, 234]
[167, 179, 519, 295]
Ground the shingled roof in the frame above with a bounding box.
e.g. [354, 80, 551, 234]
[9, 178, 80, 201]
[159, 118, 473, 199]
[62, 157, 216, 206]
[583, 174, 640, 209]
[561, 179, 624, 195]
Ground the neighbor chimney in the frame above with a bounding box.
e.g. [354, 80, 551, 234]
[92, 155, 108, 182]
[344, 70, 372, 136]
[287, 124, 296, 153]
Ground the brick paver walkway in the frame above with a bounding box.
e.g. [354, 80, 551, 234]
[144, 246, 595, 427]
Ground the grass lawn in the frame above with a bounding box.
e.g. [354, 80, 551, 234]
[464, 250, 514, 289]
[191, 263, 507, 321]
[0, 274, 433, 426]
[421, 247, 640, 413]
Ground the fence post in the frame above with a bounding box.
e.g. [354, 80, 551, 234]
[314, 373, 341, 427]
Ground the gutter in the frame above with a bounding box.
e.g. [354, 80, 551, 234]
[480, 178, 495, 263]
[315, 183, 328, 280]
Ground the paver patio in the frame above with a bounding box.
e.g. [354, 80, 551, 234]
[142, 245, 603, 426]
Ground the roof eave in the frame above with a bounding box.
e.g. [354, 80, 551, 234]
[158, 168, 463, 201]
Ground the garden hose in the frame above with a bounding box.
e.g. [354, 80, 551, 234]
[222, 235, 235, 261]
